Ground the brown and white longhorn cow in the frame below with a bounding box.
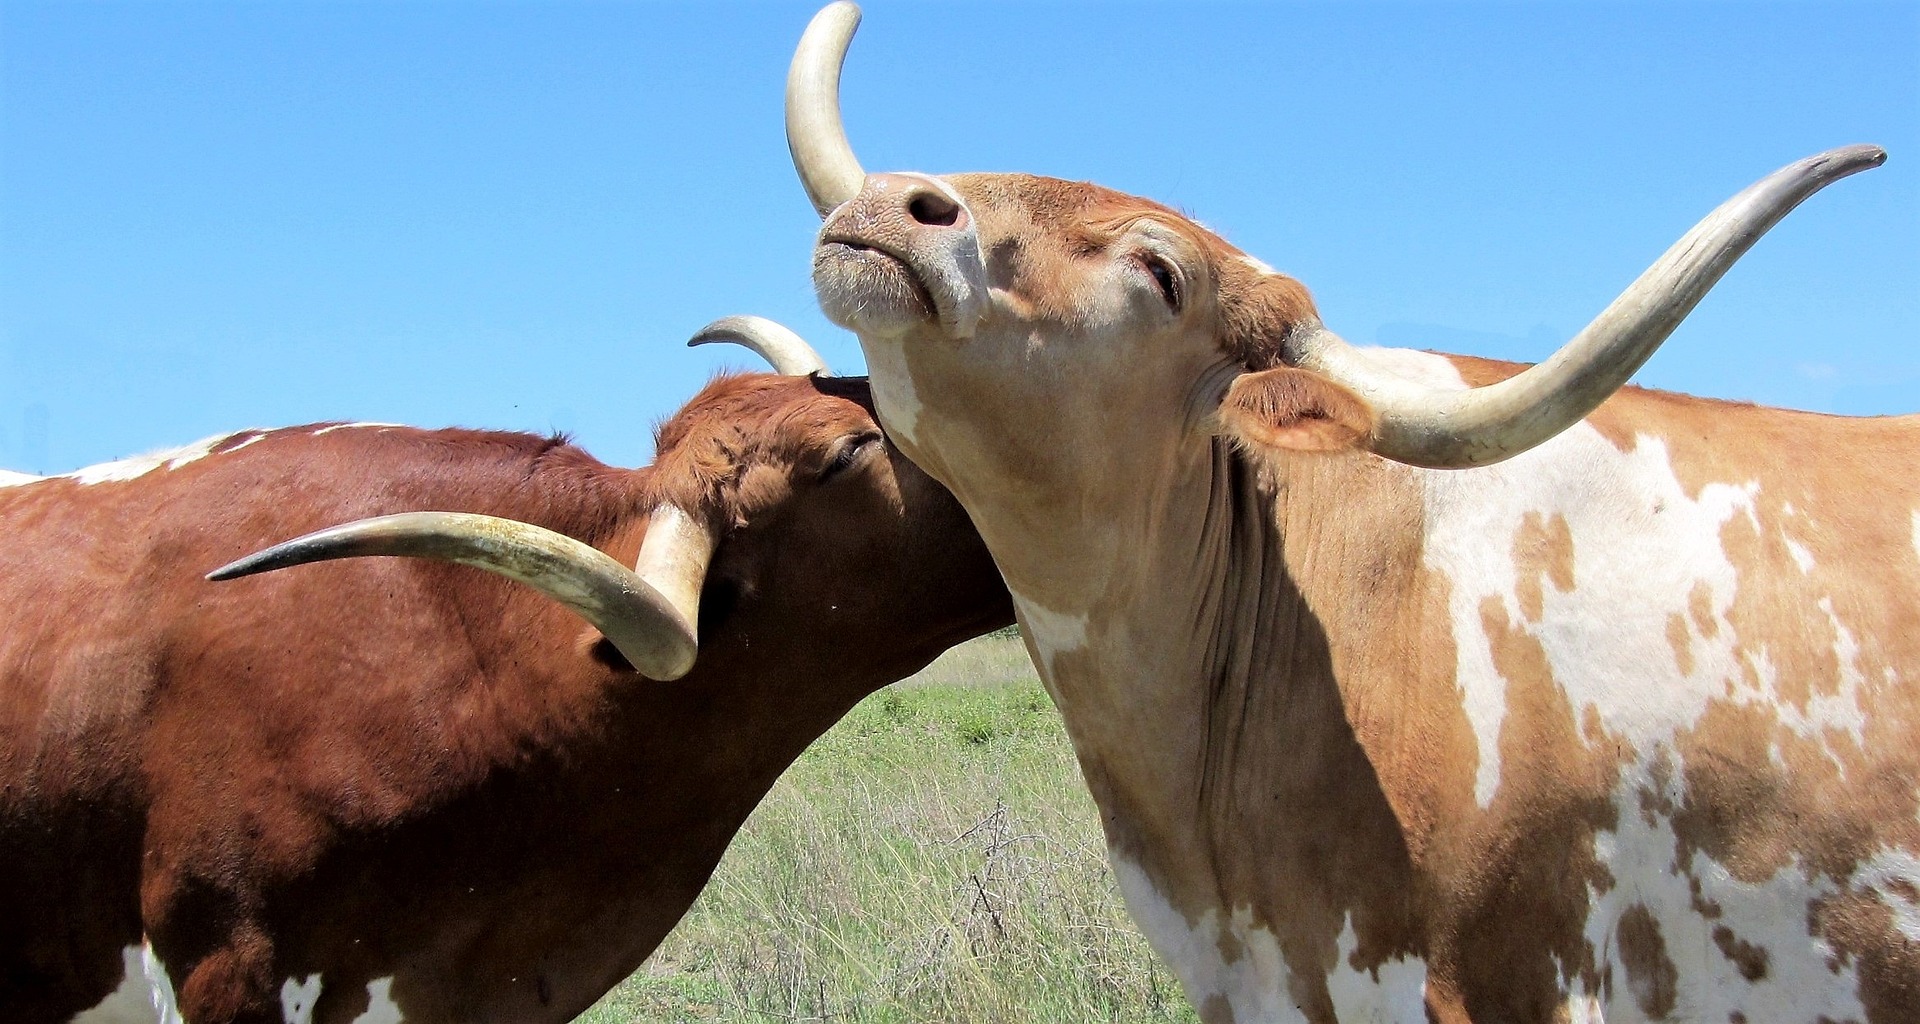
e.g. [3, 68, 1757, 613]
[0, 319, 1012, 1024]
[783, 4, 1916, 1021]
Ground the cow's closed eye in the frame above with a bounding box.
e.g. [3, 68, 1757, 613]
[818, 433, 883, 484]
[1138, 253, 1182, 313]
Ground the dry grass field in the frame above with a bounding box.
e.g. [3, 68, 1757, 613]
[579, 633, 1198, 1023]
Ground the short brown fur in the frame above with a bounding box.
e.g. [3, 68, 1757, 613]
[0, 374, 1012, 1024]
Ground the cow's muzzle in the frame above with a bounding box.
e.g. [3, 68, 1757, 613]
[816, 173, 987, 338]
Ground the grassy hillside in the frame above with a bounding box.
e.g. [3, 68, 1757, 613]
[581, 635, 1198, 1023]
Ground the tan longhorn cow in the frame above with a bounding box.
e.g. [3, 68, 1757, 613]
[784, 4, 1915, 1021]
[2, 319, 1013, 1024]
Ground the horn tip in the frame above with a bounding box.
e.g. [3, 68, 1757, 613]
[1827, 143, 1887, 172]
[818, 1, 861, 26]
[206, 556, 261, 582]
[645, 653, 696, 682]
[628, 610, 700, 682]
[204, 533, 337, 582]
[686, 315, 758, 349]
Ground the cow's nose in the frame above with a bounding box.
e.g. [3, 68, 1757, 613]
[866, 173, 971, 232]
[907, 189, 961, 227]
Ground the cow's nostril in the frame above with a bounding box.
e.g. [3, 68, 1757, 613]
[908, 191, 961, 227]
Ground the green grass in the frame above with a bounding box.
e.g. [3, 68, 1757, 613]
[580, 635, 1198, 1024]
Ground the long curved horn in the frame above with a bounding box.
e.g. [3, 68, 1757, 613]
[687, 315, 832, 376]
[788, 2, 866, 217]
[1286, 144, 1887, 469]
[207, 509, 717, 681]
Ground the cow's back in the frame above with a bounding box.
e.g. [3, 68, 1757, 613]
[1401, 356, 1920, 1019]
[0, 424, 627, 1022]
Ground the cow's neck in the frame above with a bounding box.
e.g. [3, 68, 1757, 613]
[976, 422, 1436, 963]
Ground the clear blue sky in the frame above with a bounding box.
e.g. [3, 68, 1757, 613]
[3, 1, 1915, 474]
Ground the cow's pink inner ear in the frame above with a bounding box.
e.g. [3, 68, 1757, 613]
[1219, 367, 1377, 454]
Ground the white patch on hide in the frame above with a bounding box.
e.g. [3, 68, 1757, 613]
[351, 977, 404, 1024]
[0, 469, 42, 487]
[1853, 848, 1920, 942]
[1352, 346, 1477, 390]
[859, 337, 923, 445]
[275, 972, 405, 1024]
[1323, 914, 1430, 1021]
[222, 433, 269, 455]
[1238, 254, 1279, 277]
[1009, 589, 1089, 680]
[71, 942, 182, 1024]
[1437, 432, 1744, 801]
[281, 974, 322, 1024]
[311, 422, 403, 436]
[1110, 855, 1427, 1022]
[1568, 778, 1878, 1022]
[1109, 855, 1308, 1024]
[1783, 534, 1816, 573]
[60, 432, 255, 485]
[1403, 337, 1875, 802]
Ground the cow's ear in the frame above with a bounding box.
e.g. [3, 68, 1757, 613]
[1218, 367, 1376, 454]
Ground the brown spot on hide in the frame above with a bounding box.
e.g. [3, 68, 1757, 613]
[1581, 705, 1608, 747]
[1669, 699, 1803, 883]
[1616, 903, 1678, 1018]
[1689, 580, 1719, 639]
[1712, 924, 1770, 981]
[1810, 890, 1920, 1022]
[1512, 512, 1574, 624]
[1640, 749, 1677, 826]
[1667, 612, 1696, 677]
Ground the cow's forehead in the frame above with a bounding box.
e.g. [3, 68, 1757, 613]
[647, 375, 881, 517]
[655, 375, 868, 455]
[944, 172, 1230, 255]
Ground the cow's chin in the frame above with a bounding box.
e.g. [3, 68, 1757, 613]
[813, 243, 938, 339]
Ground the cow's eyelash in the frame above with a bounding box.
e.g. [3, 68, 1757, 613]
[1139, 253, 1182, 312]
